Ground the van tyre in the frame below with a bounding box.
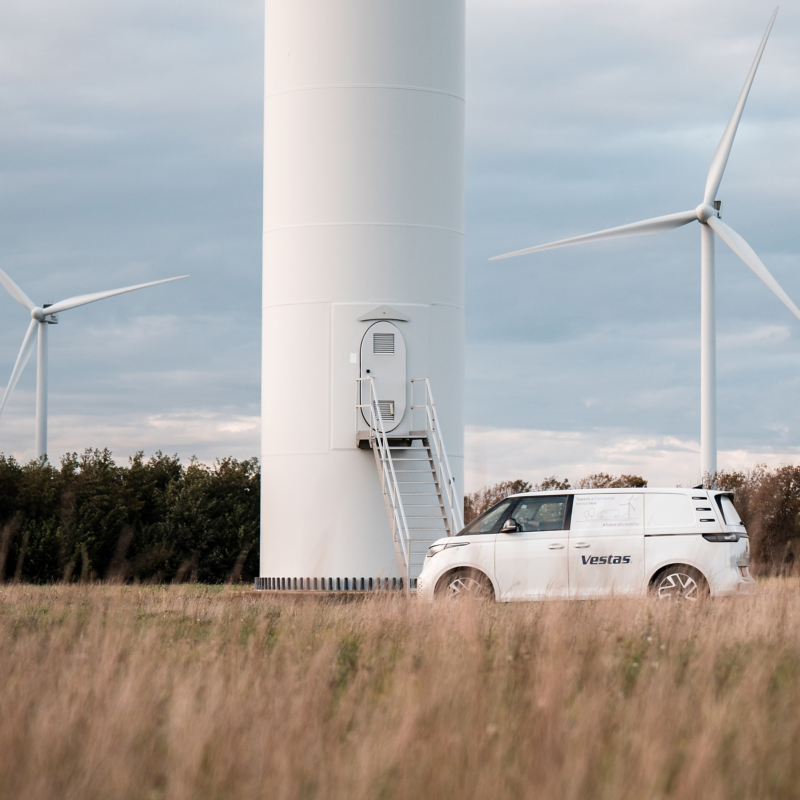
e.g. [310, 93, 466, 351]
[436, 569, 494, 601]
[652, 565, 708, 602]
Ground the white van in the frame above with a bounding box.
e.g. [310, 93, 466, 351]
[416, 489, 756, 602]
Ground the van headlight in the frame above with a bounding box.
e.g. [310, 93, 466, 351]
[426, 541, 469, 558]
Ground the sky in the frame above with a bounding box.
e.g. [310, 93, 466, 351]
[0, 0, 799, 490]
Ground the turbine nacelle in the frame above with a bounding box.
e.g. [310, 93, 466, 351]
[695, 204, 720, 224]
[31, 305, 58, 323]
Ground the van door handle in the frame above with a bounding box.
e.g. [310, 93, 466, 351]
[547, 543, 565, 550]
[573, 542, 591, 549]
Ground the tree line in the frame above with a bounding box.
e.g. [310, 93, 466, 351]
[0, 449, 259, 584]
[0, 452, 797, 582]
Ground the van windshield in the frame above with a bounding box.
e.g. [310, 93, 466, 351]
[718, 495, 743, 526]
[458, 499, 515, 535]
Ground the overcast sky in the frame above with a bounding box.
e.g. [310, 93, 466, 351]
[0, 0, 798, 489]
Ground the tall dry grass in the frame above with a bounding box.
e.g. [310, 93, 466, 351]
[1, 583, 800, 799]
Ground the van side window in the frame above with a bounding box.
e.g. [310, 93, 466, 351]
[717, 495, 743, 526]
[458, 499, 515, 536]
[510, 496, 569, 532]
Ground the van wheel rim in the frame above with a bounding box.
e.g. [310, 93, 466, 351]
[447, 576, 483, 596]
[657, 573, 699, 602]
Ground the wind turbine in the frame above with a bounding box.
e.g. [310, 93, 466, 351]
[490, 9, 800, 484]
[0, 268, 188, 459]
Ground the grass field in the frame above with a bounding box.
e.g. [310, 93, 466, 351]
[1, 582, 800, 800]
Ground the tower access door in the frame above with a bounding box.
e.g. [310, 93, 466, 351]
[359, 321, 407, 433]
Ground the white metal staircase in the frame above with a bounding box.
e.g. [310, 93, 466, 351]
[356, 377, 463, 591]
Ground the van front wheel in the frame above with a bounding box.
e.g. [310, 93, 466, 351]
[435, 569, 494, 601]
[652, 565, 708, 602]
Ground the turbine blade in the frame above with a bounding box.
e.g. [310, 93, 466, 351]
[0, 319, 38, 418]
[703, 8, 778, 206]
[0, 266, 35, 311]
[489, 210, 698, 260]
[46, 275, 188, 315]
[707, 216, 800, 323]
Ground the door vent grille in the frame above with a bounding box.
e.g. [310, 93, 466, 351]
[373, 333, 395, 354]
[377, 401, 395, 421]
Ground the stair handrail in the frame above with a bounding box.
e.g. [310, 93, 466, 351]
[355, 376, 411, 589]
[410, 377, 464, 535]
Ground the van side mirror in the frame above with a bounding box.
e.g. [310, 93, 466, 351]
[500, 518, 520, 533]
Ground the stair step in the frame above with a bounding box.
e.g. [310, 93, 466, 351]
[407, 528, 448, 532]
[392, 469, 436, 473]
[394, 467, 436, 476]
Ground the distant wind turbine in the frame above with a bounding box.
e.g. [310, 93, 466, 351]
[490, 9, 799, 483]
[0, 268, 188, 458]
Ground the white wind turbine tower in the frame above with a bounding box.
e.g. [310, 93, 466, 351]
[0, 268, 187, 458]
[491, 9, 800, 484]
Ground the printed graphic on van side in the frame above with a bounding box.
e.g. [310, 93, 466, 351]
[581, 555, 632, 565]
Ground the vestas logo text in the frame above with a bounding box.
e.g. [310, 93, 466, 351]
[582, 555, 631, 565]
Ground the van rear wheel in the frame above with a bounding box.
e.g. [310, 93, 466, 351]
[653, 565, 708, 602]
[436, 569, 494, 601]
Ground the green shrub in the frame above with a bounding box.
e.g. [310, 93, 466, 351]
[0, 449, 259, 584]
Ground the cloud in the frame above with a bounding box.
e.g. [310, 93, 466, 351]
[465, 424, 800, 492]
[718, 325, 791, 348]
[0, 0, 797, 475]
[0, 404, 260, 466]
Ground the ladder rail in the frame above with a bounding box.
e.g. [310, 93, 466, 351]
[356, 376, 412, 590]
[410, 378, 465, 535]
